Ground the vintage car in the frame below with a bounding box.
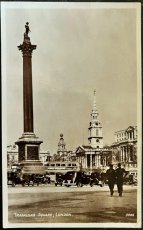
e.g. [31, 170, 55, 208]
[43, 173, 51, 184]
[55, 173, 65, 186]
[21, 174, 46, 186]
[123, 173, 137, 185]
[63, 171, 91, 187]
[7, 171, 22, 187]
[90, 172, 105, 187]
[21, 174, 35, 186]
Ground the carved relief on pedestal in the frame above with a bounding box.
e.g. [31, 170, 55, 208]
[27, 146, 39, 160]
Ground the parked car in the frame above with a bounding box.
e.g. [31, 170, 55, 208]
[123, 173, 137, 185]
[7, 171, 22, 187]
[33, 174, 45, 186]
[55, 173, 65, 186]
[63, 171, 91, 187]
[43, 174, 51, 184]
[90, 172, 105, 187]
[21, 174, 35, 186]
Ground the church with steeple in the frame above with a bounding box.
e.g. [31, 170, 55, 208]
[75, 90, 111, 172]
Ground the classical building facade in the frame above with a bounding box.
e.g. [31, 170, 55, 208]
[111, 126, 137, 171]
[7, 145, 18, 169]
[39, 149, 51, 165]
[75, 90, 111, 172]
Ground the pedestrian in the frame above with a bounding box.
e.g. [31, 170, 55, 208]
[115, 163, 127, 197]
[106, 164, 116, 197]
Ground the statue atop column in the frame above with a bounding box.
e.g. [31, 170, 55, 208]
[24, 22, 31, 38]
[18, 22, 36, 57]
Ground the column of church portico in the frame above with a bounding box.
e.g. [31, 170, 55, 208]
[83, 156, 86, 168]
[97, 154, 99, 167]
[82, 156, 84, 168]
[121, 147, 123, 162]
[122, 147, 124, 162]
[95, 155, 97, 166]
[93, 155, 95, 167]
[99, 154, 101, 167]
[90, 154, 92, 170]
[123, 147, 124, 162]
[82, 156, 85, 169]
[122, 146, 125, 162]
[128, 145, 131, 162]
[80, 156, 82, 167]
[120, 147, 122, 162]
[78, 156, 81, 166]
[98, 154, 101, 167]
[126, 146, 129, 163]
[85, 155, 87, 169]
[82, 156, 84, 169]
[124, 146, 126, 162]
[77, 156, 79, 163]
[126, 145, 128, 162]
[94, 155, 97, 168]
[79, 156, 81, 167]
[97, 155, 99, 167]
[125, 146, 127, 163]
[104, 157, 106, 167]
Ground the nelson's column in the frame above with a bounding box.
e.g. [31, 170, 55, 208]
[15, 23, 45, 174]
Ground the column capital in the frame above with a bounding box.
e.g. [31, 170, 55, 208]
[18, 38, 36, 57]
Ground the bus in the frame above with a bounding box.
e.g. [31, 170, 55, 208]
[44, 161, 80, 182]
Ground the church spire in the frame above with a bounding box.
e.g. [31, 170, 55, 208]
[92, 89, 98, 113]
[88, 90, 103, 148]
[91, 89, 99, 121]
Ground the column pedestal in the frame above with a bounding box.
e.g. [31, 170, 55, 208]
[15, 132, 45, 174]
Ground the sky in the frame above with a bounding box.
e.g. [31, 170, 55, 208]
[2, 2, 140, 155]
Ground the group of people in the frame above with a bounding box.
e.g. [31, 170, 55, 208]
[106, 163, 127, 197]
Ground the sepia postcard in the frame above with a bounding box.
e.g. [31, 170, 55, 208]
[1, 2, 142, 228]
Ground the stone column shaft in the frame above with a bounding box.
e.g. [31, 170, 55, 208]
[18, 38, 36, 133]
[23, 55, 33, 132]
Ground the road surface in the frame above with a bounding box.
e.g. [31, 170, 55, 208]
[8, 184, 137, 224]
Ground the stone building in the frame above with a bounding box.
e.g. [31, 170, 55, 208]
[55, 133, 76, 162]
[75, 90, 111, 172]
[39, 149, 51, 165]
[7, 145, 18, 169]
[57, 133, 67, 156]
[111, 126, 137, 171]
